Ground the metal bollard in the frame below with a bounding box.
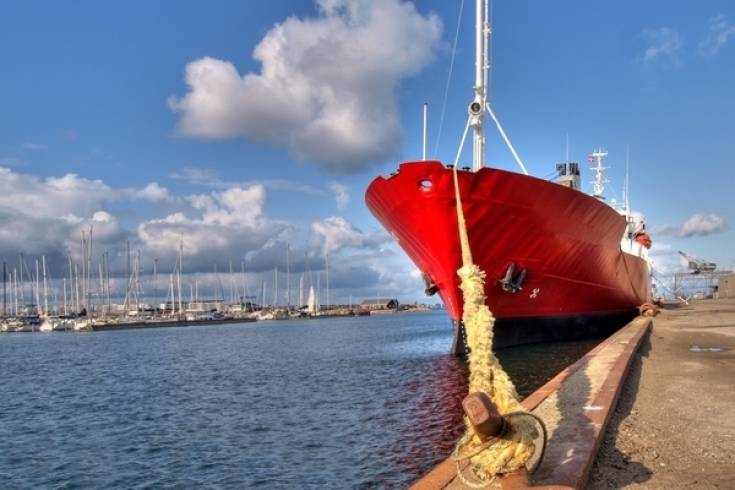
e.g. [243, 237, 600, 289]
[462, 392, 506, 441]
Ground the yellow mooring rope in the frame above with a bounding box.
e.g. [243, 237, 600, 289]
[450, 165, 538, 485]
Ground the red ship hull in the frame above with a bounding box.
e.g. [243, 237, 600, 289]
[366, 161, 651, 348]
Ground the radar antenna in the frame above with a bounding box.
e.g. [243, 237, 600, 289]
[587, 149, 609, 199]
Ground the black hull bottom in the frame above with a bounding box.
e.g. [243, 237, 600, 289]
[451, 309, 639, 355]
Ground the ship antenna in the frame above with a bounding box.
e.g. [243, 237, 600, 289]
[624, 144, 630, 215]
[588, 148, 609, 199]
[422, 102, 428, 160]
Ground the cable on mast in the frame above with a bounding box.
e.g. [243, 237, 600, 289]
[486, 103, 528, 175]
[433, 0, 465, 158]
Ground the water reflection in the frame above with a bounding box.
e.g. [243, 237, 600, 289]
[497, 337, 602, 398]
[383, 335, 602, 485]
[385, 354, 468, 482]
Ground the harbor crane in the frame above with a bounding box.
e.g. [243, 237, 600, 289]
[678, 251, 717, 274]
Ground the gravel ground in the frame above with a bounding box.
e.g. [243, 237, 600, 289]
[588, 299, 735, 489]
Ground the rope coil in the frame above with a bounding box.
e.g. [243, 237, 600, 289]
[451, 164, 544, 483]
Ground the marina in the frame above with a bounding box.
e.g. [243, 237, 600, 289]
[0, 245, 430, 333]
[1, 0, 734, 488]
[0, 305, 433, 333]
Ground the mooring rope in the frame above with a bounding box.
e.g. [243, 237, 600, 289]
[450, 164, 539, 484]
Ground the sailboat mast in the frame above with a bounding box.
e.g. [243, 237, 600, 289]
[13, 269, 18, 315]
[18, 254, 25, 312]
[88, 225, 93, 312]
[42, 256, 48, 317]
[98, 262, 104, 318]
[74, 264, 80, 313]
[168, 273, 174, 313]
[35, 259, 40, 315]
[2, 261, 5, 317]
[241, 260, 248, 307]
[325, 253, 329, 310]
[67, 254, 73, 314]
[152, 257, 158, 316]
[471, 0, 489, 171]
[286, 244, 291, 310]
[105, 251, 111, 313]
[229, 260, 234, 305]
[135, 250, 141, 311]
[177, 237, 183, 314]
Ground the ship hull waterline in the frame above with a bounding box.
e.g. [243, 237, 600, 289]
[366, 161, 651, 350]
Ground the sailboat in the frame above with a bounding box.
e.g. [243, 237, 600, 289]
[365, 0, 651, 353]
[306, 286, 316, 315]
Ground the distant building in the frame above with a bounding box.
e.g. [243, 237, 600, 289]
[359, 298, 399, 310]
[717, 273, 735, 299]
[157, 299, 225, 312]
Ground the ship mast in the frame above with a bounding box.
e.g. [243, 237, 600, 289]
[470, 0, 489, 171]
[463, 0, 528, 175]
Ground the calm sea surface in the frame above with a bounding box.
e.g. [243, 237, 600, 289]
[0, 311, 599, 489]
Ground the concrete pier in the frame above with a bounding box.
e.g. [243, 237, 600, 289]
[413, 316, 651, 489]
[589, 299, 735, 489]
[412, 299, 735, 489]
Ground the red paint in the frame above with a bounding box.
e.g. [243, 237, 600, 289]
[366, 161, 651, 322]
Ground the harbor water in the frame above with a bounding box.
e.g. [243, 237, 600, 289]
[0, 311, 600, 489]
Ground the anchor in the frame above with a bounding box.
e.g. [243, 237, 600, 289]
[422, 273, 439, 296]
[500, 262, 527, 293]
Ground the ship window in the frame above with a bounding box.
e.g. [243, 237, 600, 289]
[419, 179, 433, 190]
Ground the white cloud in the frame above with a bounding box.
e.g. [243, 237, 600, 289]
[0, 167, 289, 276]
[0, 167, 131, 270]
[311, 216, 386, 255]
[642, 27, 682, 65]
[652, 212, 728, 238]
[169, 0, 442, 171]
[0, 167, 112, 219]
[0, 166, 426, 301]
[700, 14, 735, 56]
[137, 185, 286, 262]
[679, 213, 727, 237]
[125, 182, 171, 202]
[329, 181, 350, 212]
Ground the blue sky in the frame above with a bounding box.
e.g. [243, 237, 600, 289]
[0, 0, 733, 304]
